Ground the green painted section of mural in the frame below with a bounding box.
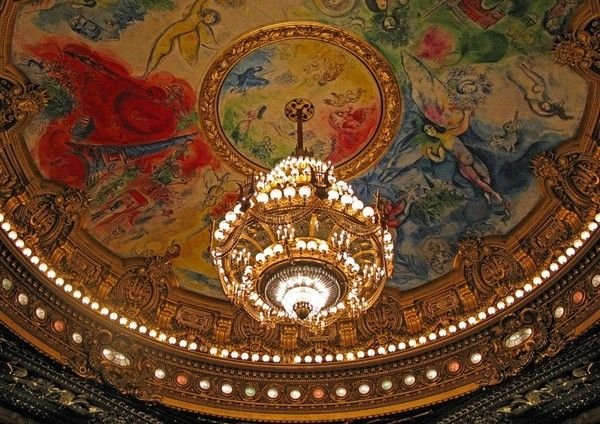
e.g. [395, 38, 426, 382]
[11, 0, 588, 297]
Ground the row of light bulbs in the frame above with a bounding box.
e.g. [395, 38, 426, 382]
[1, 208, 597, 364]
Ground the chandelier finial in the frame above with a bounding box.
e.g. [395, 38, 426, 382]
[285, 98, 314, 157]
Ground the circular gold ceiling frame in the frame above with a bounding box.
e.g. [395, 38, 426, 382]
[198, 22, 402, 179]
[0, 0, 599, 422]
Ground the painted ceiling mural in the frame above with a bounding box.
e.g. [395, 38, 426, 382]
[11, 0, 588, 299]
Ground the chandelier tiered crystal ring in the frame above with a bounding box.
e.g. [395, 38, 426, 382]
[211, 99, 394, 332]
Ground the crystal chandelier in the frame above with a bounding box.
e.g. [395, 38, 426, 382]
[211, 99, 394, 332]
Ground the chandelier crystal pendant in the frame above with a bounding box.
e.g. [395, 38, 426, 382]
[211, 99, 394, 332]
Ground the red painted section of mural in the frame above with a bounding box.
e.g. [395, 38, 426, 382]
[326, 106, 379, 163]
[28, 41, 215, 189]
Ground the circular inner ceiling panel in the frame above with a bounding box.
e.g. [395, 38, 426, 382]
[200, 23, 401, 179]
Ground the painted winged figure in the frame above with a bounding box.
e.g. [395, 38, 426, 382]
[401, 53, 508, 217]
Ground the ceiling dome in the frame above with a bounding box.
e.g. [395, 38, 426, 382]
[0, 0, 598, 421]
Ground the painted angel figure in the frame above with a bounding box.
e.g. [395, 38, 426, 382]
[143, 0, 220, 77]
[402, 53, 509, 217]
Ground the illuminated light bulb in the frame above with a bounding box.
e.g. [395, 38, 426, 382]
[294, 355, 302, 364]
[566, 247, 575, 256]
[119, 317, 127, 325]
[225, 211, 237, 222]
[428, 333, 437, 341]
[533, 276, 543, 285]
[214, 230, 225, 241]
[487, 306, 496, 315]
[306, 240, 318, 251]
[588, 222, 597, 231]
[15, 239, 24, 248]
[219, 221, 230, 232]
[515, 289, 524, 298]
[296, 240, 307, 250]
[581, 230, 590, 240]
[367, 349, 375, 357]
[109, 312, 118, 320]
[1, 222, 10, 231]
[82, 296, 90, 305]
[209, 347, 218, 355]
[351, 199, 364, 210]
[341, 194, 353, 205]
[458, 321, 467, 329]
[270, 188, 282, 200]
[398, 342, 407, 349]
[467, 316, 477, 325]
[541, 270, 551, 279]
[596, 213, 600, 223]
[284, 186, 296, 198]
[524, 283, 533, 292]
[255, 253, 266, 263]
[549, 263, 559, 272]
[388, 344, 397, 352]
[22, 248, 32, 257]
[139, 326, 148, 334]
[448, 325, 457, 333]
[362, 206, 374, 218]
[573, 239, 583, 248]
[264, 247, 274, 257]
[336, 353, 344, 361]
[318, 242, 329, 253]
[408, 339, 417, 347]
[328, 190, 340, 200]
[8, 231, 17, 240]
[30, 256, 39, 265]
[273, 244, 284, 255]
[418, 336, 427, 344]
[299, 185, 311, 198]
[506, 295, 515, 304]
[256, 192, 269, 203]
[91, 302, 99, 310]
[558, 255, 567, 264]
[439, 328, 447, 337]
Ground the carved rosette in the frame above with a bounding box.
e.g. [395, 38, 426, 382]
[457, 238, 525, 302]
[0, 77, 47, 132]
